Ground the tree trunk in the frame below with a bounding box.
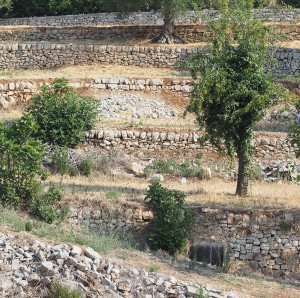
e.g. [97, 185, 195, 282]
[236, 142, 251, 196]
[152, 15, 185, 44]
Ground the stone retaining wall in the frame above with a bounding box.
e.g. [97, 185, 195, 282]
[0, 24, 298, 43]
[191, 207, 300, 278]
[0, 9, 299, 27]
[0, 43, 298, 76]
[85, 129, 297, 160]
[0, 78, 192, 109]
[67, 203, 300, 277]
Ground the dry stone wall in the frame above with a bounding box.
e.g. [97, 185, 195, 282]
[0, 24, 298, 43]
[85, 129, 297, 160]
[66, 203, 300, 277]
[0, 78, 192, 109]
[0, 9, 299, 27]
[191, 207, 300, 278]
[0, 43, 299, 76]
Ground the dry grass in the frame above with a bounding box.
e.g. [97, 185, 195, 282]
[0, 64, 184, 80]
[0, 109, 23, 120]
[49, 174, 300, 209]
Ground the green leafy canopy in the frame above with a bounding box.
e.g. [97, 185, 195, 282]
[144, 182, 194, 255]
[181, 0, 281, 195]
[27, 77, 99, 148]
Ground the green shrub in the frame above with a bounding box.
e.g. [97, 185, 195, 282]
[248, 163, 264, 181]
[25, 221, 33, 232]
[144, 182, 194, 255]
[148, 263, 160, 272]
[0, 115, 47, 206]
[105, 190, 120, 200]
[51, 146, 70, 175]
[144, 158, 204, 179]
[32, 185, 63, 223]
[289, 101, 300, 157]
[79, 155, 94, 176]
[27, 77, 98, 148]
[47, 283, 83, 298]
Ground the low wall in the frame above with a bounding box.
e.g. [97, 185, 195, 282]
[85, 129, 297, 160]
[192, 207, 300, 278]
[0, 78, 192, 109]
[67, 202, 300, 277]
[0, 9, 299, 27]
[0, 43, 299, 76]
[0, 24, 298, 43]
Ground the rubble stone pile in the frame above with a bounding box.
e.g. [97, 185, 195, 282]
[0, 232, 236, 298]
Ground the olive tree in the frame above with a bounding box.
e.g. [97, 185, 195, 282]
[184, 0, 278, 196]
[107, 0, 202, 44]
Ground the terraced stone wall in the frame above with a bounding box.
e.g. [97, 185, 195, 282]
[0, 43, 298, 76]
[67, 203, 300, 277]
[0, 9, 299, 27]
[192, 207, 300, 278]
[0, 78, 191, 109]
[0, 24, 299, 43]
[85, 129, 297, 160]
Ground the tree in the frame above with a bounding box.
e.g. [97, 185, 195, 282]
[26, 78, 98, 148]
[151, 0, 199, 44]
[0, 115, 47, 206]
[106, 0, 202, 44]
[183, 0, 278, 196]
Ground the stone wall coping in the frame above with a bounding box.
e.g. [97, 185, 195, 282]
[0, 9, 299, 27]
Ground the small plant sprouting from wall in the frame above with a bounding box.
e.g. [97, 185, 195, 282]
[279, 221, 292, 234]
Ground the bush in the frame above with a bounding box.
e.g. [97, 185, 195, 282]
[144, 158, 204, 179]
[27, 77, 98, 148]
[47, 283, 83, 298]
[32, 185, 63, 223]
[290, 101, 300, 157]
[248, 163, 264, 181]
[50, 146, 70, 175]
[78, 155, 94, 176]
[144, 182, 194, 255]
[0, 115, 47, 206]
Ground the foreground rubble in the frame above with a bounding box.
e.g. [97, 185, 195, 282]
[0, 232, 239, 298]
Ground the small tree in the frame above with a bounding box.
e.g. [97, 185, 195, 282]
[144, 182, 194, 255]
[184, 0, 278, 196]
[27, 78, 98, 148]
[0, 115, 47, 206]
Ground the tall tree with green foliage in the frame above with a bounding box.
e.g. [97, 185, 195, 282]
[183, 0, 278, 196]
